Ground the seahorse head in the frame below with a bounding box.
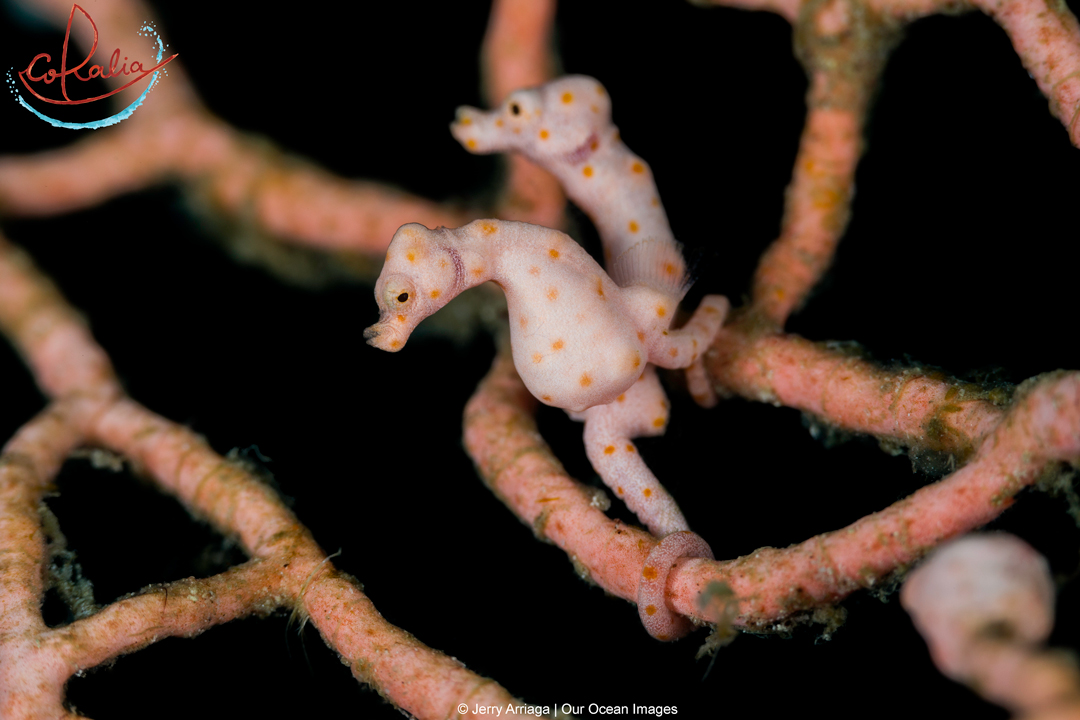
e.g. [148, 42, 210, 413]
[451, 75, 612, 165]
[364, 224, 459, 352]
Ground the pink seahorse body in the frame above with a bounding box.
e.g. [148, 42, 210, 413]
[365, 220, 727, 415]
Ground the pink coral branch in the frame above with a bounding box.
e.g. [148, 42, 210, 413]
[465, 341, 1080, 634]
[668, 371, 1080, 628]
[464, 348, 657, 603]
[750, 106, 861, 324]
[80, 396, 531, 718]
[481, 0, 566, 228]
[0, 402, 94, 718]
[0, 230, 541, 718]
[0, 110, 473, 259]
[0, 0, 562, 267]
[707, 318, 1008, 457]
[866, 0, 1080, 146]
[42, 562, 279, 673]
[0, 237, 120, 399]
[743, 0, 888, 323]
[731, 0, 1080, 324]
[969, 0, 1080, 145]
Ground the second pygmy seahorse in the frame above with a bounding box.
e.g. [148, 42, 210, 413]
[450, 75, 729, 535]
[451, 74, 673, 267]
[365, 219, 727, 415]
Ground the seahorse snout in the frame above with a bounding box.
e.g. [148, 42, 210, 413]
[363, 321, 406, 352]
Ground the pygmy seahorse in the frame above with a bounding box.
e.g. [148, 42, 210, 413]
[365, 219, 727, 415]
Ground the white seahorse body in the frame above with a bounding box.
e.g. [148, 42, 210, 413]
[365, 220, 726, 415]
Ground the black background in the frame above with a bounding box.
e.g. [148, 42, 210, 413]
[1, 0, 1079, 718]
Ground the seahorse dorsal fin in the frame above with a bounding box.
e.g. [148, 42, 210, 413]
[609, 238, 691, 300]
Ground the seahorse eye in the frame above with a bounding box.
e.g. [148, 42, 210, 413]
[397, 293, 409, 303]
[510, 102, 521, 116]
